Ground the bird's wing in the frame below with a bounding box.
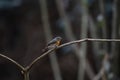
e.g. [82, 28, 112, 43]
[47, 38, 57, 46]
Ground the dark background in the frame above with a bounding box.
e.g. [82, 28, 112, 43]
[0, 0, 119, 80]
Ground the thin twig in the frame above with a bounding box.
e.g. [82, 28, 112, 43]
[27, 38, 120, 70]
[0, 38, 120, 71]
[27, 47, 56, 70]
[93, 54, 109, 80]
[0, 38, 119, 80]
[58, 38, 120, 48]
[0, 54, 24, 70]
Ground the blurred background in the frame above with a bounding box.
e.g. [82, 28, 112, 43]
[0, 0, 120, 80]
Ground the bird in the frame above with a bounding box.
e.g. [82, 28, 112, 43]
[42, 37, 62, 52]
[47, 37, 62, 46]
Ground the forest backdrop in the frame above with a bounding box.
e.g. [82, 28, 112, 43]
[0, 0, 120, 80]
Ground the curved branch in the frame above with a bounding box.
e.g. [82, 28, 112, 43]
[58, 38, 120, 48]
[0, 38, 119, 71]
[27, 38, 120, 71]
[27, 47, 56, 70]
[0, 54, 24, 70]
[58, 38, 87, 48]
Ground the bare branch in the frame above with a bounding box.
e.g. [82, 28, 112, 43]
[0, 38, 119, 80]
[93, 54, 109, 80]
[0, 38, 119, 72]
[27, 47, 57, 71]
[58, 38, 120, 48]
[27, 38, 120, 70]
[0, 53, 24, 70]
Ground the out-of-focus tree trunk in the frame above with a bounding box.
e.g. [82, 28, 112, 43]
[112, 0, 120, 79]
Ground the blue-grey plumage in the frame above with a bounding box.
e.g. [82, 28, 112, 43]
[47, 37, 62, 46]
[42, 37, 62, 53]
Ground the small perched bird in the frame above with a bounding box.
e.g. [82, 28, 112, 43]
[43, 37, 62, 52]
[47, 37, 62, 46]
